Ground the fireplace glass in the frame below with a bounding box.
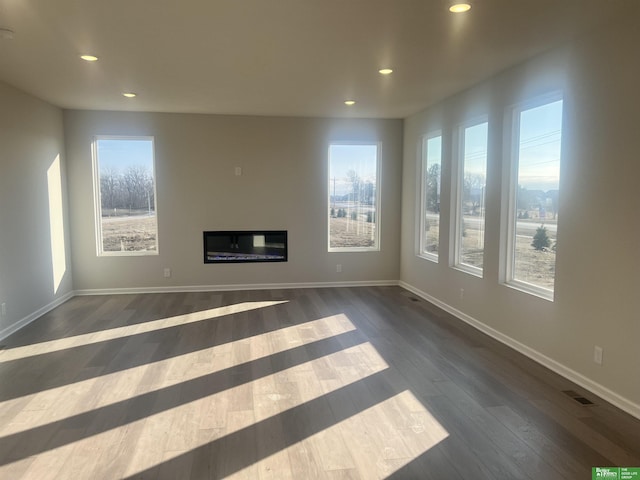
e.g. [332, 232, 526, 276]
[203, 230, 287, 263]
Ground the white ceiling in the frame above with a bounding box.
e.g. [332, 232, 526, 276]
[0, 0, 633, 119]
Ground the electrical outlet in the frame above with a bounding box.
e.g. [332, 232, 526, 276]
[1, 302, 6, 317]
[594, 346, 603, 365]
[163, 268, 171, 278]
[459, 288, 464, 300]
[336, 264, 342, 273]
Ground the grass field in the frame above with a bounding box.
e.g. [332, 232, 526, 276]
[421, 223, 556, 289]
[329, 216, 376, 248]
[512, 235, 556, 289]
[101, 214, 157, 252]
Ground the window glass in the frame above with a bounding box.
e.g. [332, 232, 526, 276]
[456, 121, 488, 273]
[328, 143, 379, 251]
[93, 137, 158, 255]
[510, 99, 563, 293]
[420, 135, 442, 259]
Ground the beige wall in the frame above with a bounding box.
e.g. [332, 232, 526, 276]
[64, 111, 403, 291]
[3, 8, 637, 416]
[400, 16, 640, 408]
[0, 81, 72, 338]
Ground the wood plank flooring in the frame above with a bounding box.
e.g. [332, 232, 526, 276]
[0, 287, 638, 479]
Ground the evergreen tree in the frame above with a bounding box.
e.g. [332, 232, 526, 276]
[532, 225, 551, 251]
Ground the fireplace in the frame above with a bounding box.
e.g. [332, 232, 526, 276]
[203, 230, 287, 263]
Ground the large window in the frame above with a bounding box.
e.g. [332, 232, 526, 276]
[453, 120, 488, 274]
[328, 143, 380, 251]
[92, 136, 158, 256]
[419, 134, 442, 260]
[505, 96, 563, 297]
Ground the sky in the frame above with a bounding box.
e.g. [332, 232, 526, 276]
[97, 138, 154, 173]
[425, 135, 442, 169]
[463, 121, 488, 176]
[462, 100, 562, 192]
[329, 143, 378, 196]
[517, 99, 563, 192]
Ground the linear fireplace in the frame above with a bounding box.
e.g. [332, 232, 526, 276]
[203, 230, 288, 263]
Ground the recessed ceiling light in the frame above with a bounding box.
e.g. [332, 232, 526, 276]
[378, 68, 393, 75]
[80, 54, 98, 62]
[0, 28, 14, 40]
[449, 3, 471, 13]
[344, 100, 356, 106]
[122, 92, 137, 98]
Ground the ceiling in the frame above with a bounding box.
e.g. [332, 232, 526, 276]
[0, 0, 633, 119]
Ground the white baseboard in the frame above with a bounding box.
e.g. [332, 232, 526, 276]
[398, 281, 640, 420]
[73, 280, 400, 296]
[0, 291, 75, 342]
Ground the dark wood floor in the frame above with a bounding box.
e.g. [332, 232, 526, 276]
[0, 286, 638, 479]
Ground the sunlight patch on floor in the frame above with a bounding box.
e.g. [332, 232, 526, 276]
[0, 313, 358, 434]
[119, 343, 393, 478]
[0, 300, 289, 361]
[8, 341, 390, 479]
[0, 304, 448, 480]
[232, 390, 449, 480]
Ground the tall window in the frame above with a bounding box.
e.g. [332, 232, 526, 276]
[454, 120, 488, 274]
[419, 134, 442, 260]
[92, 136, 158, 256]
[328, 143, 380, 251]
[505, 97, 563, 297]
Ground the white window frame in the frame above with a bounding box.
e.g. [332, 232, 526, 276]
[92, 135, 159, 257]
[501, 92, 563, 301]
[451, 116, 488, 277]
[418, 132, 442, 262]
[327, 142, 381, 252]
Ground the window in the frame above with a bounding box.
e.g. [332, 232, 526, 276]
[453, 120, 488, 275]
[505, 96, 563, 298]
[419, 134, 442, 260]
[92, 136, 158, 256]
[328, 143, 380, 251]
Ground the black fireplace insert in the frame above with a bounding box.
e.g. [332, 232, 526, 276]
[203, 230, 287, 263]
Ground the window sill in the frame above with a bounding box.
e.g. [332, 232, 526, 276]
[98, 250, 159, 257]
[502, 280, 554, 302]
[417, 253, 438, 263]
[452, 263, 483, 278]
[329, 247, 380, 253]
